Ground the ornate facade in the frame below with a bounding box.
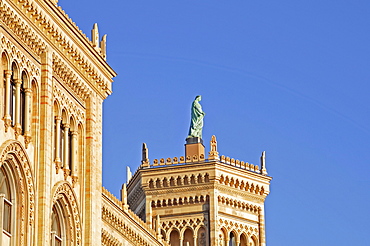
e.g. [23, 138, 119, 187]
[0, 0, 271, 245]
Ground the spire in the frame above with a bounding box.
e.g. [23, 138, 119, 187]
[100, 34, 107, 60]
[208, 135, 219, 160]
[260, 151, 268, 175]
[141, 143, 150, 167]
[120, 183, 129, 211]
[126, 166, 132, 183]
[91, 23, 100, 50]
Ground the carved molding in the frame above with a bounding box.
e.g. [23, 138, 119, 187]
[0, 140, 36, 245]
[102, 203, 167, 246]
[218, 195, 261, 215]
[0, 0, 114, 98]
[52, 54, 92, 102]
[218, 174, 267, 196]
[0, 1, 46, 56]
[52, 181, 82, 245]
[0, 34, 41, 82]
[218, 218, 259, 245]
[151, 194, 209, 208]
[102, 229, 123, 246]
[161, 216, 208, 242]
[53, 84, 85, 123]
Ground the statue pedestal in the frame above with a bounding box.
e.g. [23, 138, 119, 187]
[185, 137, 205, 160]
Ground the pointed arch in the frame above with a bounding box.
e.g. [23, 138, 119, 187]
[51, 181, 81, 245]
[240, 233, 248, 246]
[1, 52, 10, 118]
[0, 140, 35, 245]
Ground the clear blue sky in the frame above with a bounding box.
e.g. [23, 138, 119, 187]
[60, 1, 370, 245]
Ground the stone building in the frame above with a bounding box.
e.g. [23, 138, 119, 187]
[0, 0, 271, 245]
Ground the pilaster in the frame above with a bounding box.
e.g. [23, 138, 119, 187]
[209, 187, 218, 246]
[83, 93, 102, 245]
[36, 48, 53, 245]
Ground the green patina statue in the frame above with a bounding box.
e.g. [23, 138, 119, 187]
[188, 95, 205, 139]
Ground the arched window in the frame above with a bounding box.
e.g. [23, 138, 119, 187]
[0, 167, 11, 234]
[20, 72, 26, 134]
[0, 165, 15, 245]
[60, 120, 65, 166]
[240, 233, 247, 246]
[197, 227, 206, 246]
[229, 232, 236, 246]
[183, 228, 194, 246]
[9, 71, 15, 126]
[169, 229, 180, 246]
[68, 130, 72, 172]
[51, 201, 66, 246]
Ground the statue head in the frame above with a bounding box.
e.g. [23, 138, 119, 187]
[195, 95, 202, 101]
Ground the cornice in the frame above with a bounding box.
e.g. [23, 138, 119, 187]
[145, 183, 214, 196]
[0, 0, 116, 99]
[216, 184, 266, 203]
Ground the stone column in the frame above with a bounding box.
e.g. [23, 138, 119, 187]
[14, 78, 22, 137]
[3, 70, 11, 131]
[209, 189, 219, 246]
[62, 123, 70, 178]
[24, 88, 32, 146]
[179, 237, 183, 246]
[70, 130, 78, 185]
[54, 116, 62, 172]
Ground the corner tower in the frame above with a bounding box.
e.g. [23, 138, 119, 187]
[126, 135, 272, 246]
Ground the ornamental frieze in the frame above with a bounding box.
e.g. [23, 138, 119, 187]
[53, 83, 86, 123]
[0, 34, 41, 81]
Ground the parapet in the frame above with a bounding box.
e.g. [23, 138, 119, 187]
[137, 135, 268, 176]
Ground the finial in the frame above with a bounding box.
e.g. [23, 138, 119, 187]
[91, 23, 100, 49]
[141, 143, 150, 167]
[208, 135, 219, 160]
[126, 166, 132, 183]
[100, 34, 107, 60]
[260, 151, 268, 175]
[121, 183, 128, 204]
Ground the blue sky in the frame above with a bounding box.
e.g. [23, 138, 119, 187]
[60, 1, 370, 245]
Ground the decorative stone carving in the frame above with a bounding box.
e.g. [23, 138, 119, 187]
[52, 181, 82, 245]
[0, 140, 36, 245]
[208, 135, 219, 160]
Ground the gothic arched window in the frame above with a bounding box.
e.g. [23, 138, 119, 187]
[229, 232, 236, 246]
[0, 164, 15, 245]
[51, 202, 66, 246]
[20, 72, 27, 134]
[9, 71, 15, 126]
